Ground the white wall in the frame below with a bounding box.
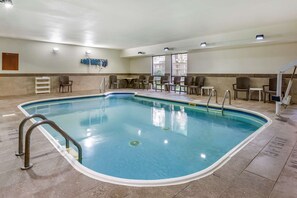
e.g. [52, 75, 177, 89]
[188, 43, 297, 74]
[0, 37, 130, 74]
[129, 42, 297, 74]
[129, 57, 151, 73]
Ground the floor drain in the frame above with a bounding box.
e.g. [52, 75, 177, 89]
[130, 140, 140, 146]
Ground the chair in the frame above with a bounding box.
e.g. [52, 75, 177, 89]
[189, 76, 205, 95]
[109, 75, 118, 89]
[168, 76, 181, 92]
[143, 76, 154, 90]
[263, 78, 285, 103]
[133, 75, 146, 89]
[233, 77, 250, 100]
[59, 76, 73, 93]
[179, 76, 193, 94]
[155, 76, 169, 92]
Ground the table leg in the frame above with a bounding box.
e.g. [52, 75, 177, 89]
[259, 90, 261, 101]
[201, 88, 203, 96]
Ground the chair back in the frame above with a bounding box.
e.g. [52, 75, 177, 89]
[173, 76, 181, 85]
[184, 76, 193, 86]
[269, 78, 277, 91]
[198, 76, 205, 87]
[109, 75, 117, 83]
[161, 76, 169, 83]
[148, 76, 154, 83]
[236, 77, 250, 89]
[139, 75, 146, 82]
[193, 76, 200, 86]
[59, 76, 69, 84]
[268, 77, 286, 91]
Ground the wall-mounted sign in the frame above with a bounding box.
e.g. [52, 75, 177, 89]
[80, 58, 108, 67]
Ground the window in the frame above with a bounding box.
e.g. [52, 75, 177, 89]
[171, 54, 187, 76]
[152, 56, 165, 76]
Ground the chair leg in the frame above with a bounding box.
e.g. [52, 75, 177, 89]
[234, 91, 236, 100]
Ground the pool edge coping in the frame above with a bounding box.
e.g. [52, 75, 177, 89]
[17, 91, 272, 187]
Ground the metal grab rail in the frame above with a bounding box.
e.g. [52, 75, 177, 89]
[206, 89, 218, 111]
[16, 114, 47, 156]
[222, 90, 232, 114]
[21, 120, 83, 170]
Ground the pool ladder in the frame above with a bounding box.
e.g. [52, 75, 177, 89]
[221, 90, 231, 115]
[16, 114, 83, 170]
[206, 89, 231, 114]
[206, 89, 218, 112]
[99, 77, 107, 93]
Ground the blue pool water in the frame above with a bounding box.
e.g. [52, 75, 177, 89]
[22, 93, 267, 180]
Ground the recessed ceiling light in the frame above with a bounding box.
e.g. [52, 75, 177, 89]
[200, 42, 207, 47]
[2, 0, 13, 8]
[256, 34, 264, 40]
[164, 47, 170, 51]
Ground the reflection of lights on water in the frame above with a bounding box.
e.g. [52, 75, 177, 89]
[200, 153, 206, 159]
[164, 139, 168, 144]
[84, 138, 94, 148]
[86, 128, 92, 132]
[87, 132, 92, 137]
[138, 129, 142, 136]
[152, 107, 165, 128]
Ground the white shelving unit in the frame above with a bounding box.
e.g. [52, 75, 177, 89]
[35, 77, 50, 94]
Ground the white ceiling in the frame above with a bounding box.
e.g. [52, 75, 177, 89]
[1, 0, 297, 49]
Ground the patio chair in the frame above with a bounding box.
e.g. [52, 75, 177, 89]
[263, 78, 285, 103]
[233, 77, 250, 100]
[189, 76, 205, 95]
[109, 75, 118, 89]
[155, 76, 169, 92]
[133, 75, 146, 89]
[59, 76, 73, 93]
[179, 76, 193, 94]
[143, 76, 154, 90]
[168, 76, 181, 92]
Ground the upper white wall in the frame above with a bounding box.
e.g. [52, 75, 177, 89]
[0, 37, 130, 74]
[130, 57, 151, 74]
[188, 43, 297, 73]
[129, 42, 297, 74]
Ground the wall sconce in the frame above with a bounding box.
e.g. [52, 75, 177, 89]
[85, 50, 92, 55]
[256, 34, 264, 40]
[0, 0, 13, 8]
[138, 51, 145, 55]
[52, 47, 59, 53]
[200, 42, 207, 47]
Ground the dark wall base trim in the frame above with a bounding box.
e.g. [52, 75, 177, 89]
[0, 72, 295, 78]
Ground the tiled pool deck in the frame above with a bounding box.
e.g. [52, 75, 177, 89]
[0, 89, 297, 198]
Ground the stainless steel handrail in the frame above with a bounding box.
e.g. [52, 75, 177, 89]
[222, 90, 232, 114]
[20, 120, 83, 170]
[16, 114, 47, 156]
[206, 89, 218, 111]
